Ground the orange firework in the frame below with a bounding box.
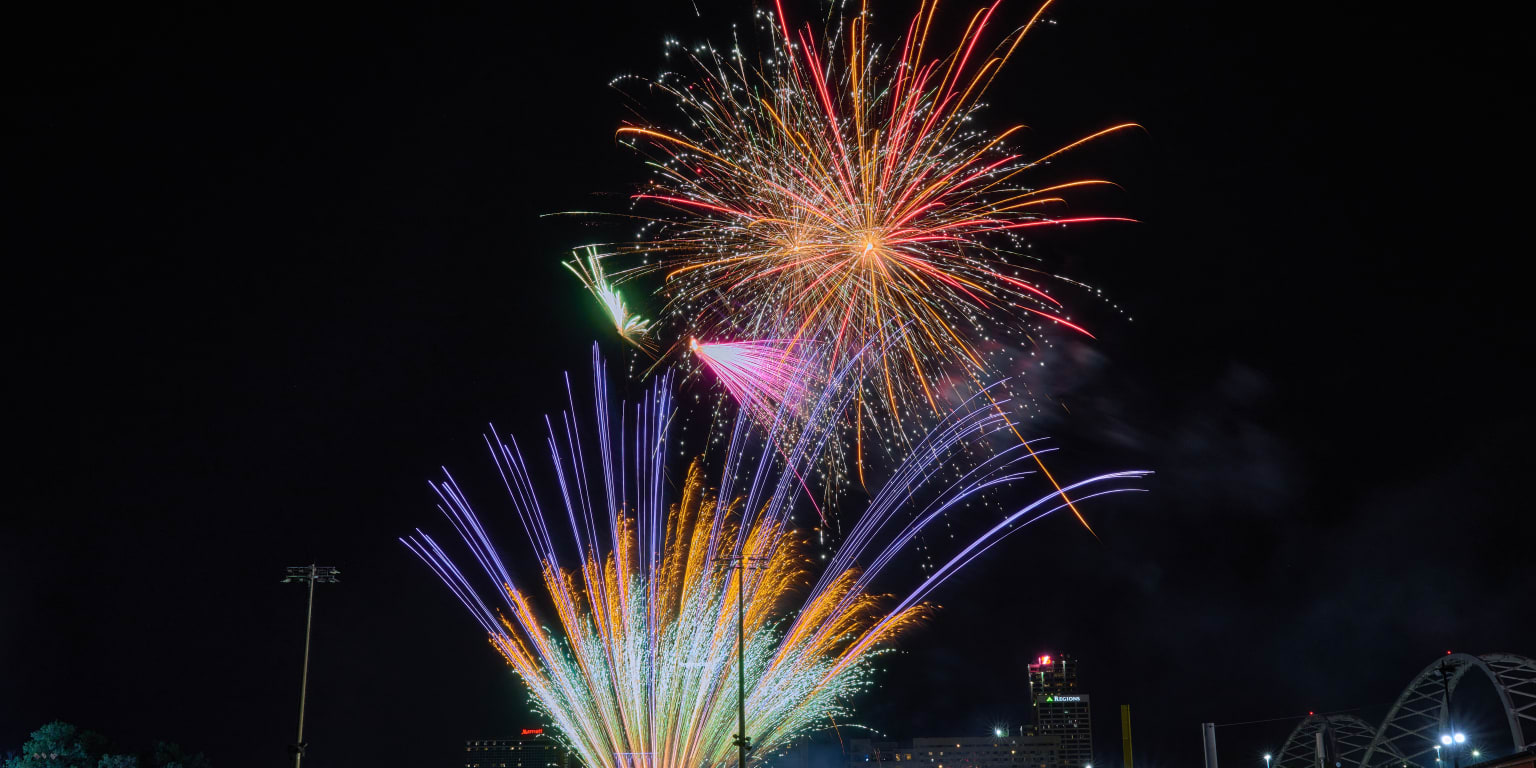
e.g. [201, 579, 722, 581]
[611, 0, 1133, 423]
[595, 0, 1136, 529]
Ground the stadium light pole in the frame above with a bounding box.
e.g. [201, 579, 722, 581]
[1438, 657, 1464, 768]
[283, 564, 339, 768]
[714, 553, 767, 768]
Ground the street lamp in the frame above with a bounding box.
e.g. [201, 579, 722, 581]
[1264, 753, 1272, 768]
[1439, 733, 1468, 768]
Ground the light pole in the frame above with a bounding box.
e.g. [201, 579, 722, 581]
[1264, 752, 1272, 768]
[283, 564, 339, 768]
[1438, 659, 1466, 768]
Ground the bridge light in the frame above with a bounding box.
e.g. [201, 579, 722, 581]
[1453, 734, 1466, 744]
[1441, 736, 1454, 746]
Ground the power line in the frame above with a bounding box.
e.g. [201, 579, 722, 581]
[1216, 708, 1366, 729]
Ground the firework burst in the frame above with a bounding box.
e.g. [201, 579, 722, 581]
[405, 348, 1148, 768]
[608, 0, 1134, 420]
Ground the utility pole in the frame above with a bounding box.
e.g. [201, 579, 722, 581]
[714, 553, 767, 768]
[283, 564, 339, 768]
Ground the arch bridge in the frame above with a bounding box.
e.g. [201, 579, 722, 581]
[1275, 652, 1535, 768]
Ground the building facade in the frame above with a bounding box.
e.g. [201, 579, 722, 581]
[464, 730, 567, 768]
[847, 735, 1060, 768]
[1027, 654, 1093, 768]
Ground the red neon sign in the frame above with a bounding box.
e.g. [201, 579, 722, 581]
[521, 728, 543, 736]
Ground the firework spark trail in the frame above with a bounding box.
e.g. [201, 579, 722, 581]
[404, 346, 1149, 768]
[566, 246, 655, 352]
[689, 338, 816, 412]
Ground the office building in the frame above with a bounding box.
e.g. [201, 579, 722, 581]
[1027, 654, 1093, 768]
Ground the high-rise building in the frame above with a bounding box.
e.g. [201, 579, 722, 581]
[1027, 654, 1079, 699]
[1027, 654, 1093, 768]
[463, 730, 568, 768]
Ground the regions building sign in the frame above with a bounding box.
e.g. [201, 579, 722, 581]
[1044, 695, 1083, 702]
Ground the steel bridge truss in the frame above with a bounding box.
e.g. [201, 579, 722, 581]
[1277, 715, 1396, 768]
[1275, 653, 1535, 768]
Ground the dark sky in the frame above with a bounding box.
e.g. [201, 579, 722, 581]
[6, 1, 1529, 768]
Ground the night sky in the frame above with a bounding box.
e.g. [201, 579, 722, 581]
[7, 2, 1529, 768]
